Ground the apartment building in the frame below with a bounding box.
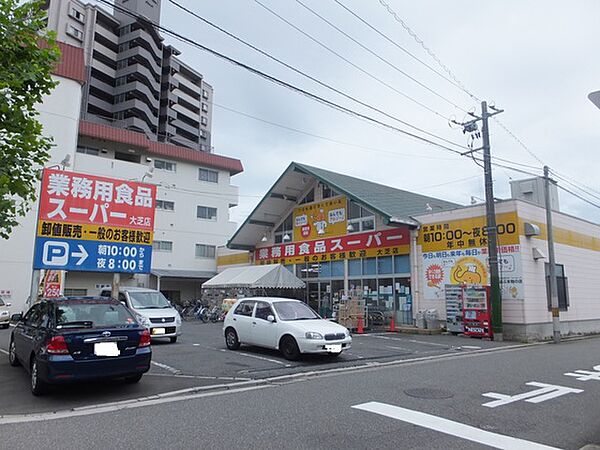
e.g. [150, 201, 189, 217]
[44, 0, 213, 151]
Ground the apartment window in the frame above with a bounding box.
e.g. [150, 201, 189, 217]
[118, 42, 130, 52]
[546, 263, 569, 311]
[114, 93, 126, 104]
[115, 76, 128, 87]
[116, 59, 128, 70]
[201, 116, 208, 126]
[69, 7, 85, 23]
[156, 200, 175, 211]
[202, 89, 209, 99]
[201, 103, 208, 112]
[200, 130, 207, 140]
[66, 24, 84, 41]
[154, 159, 176, 172]
[198, 168, 218, 183]
[195, 244, 216, 258]
[76, 146, 100, 156]
[153, 240, 173, 252]
[347, 200, 374, 233]
[197, 206, 217, 220]
[274, 213, 293, 244]
[119, 24, 131, 36]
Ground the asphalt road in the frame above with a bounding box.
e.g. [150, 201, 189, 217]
[1, 334, 600, 449]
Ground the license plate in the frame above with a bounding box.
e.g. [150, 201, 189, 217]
[325, 344, 342, 353]
[94, 342, 120, 357]
[152, 327, 165, 335]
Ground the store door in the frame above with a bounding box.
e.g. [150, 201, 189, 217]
[307, 282, 333, 317]
[308, 283, 319, 312]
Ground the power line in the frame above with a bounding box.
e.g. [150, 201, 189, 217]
[549, 170, 600, 203]
[555, 183, 600, 210]
[166, 0, 467, 151]
[250, 0, 454, 120]
[97, 0, 470, 158]
[331, 0, 471, 99]
[294, 0, 469, 113]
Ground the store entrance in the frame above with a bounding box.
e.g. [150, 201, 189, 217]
[307, 282, 335, 318]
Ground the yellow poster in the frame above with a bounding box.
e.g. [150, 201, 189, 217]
[293, 196, 347, 241]
[418, 212, 520, 252]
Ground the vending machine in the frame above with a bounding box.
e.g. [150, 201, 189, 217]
[462, 285, 493, 338]
[444, 284, 464, 334]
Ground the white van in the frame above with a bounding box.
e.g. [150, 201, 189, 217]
[101, 287, 181, 343]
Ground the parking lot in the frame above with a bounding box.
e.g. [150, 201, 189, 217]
[0, 322, 512, 415]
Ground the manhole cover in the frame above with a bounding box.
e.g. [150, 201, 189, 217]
[404, 388, 454, 399]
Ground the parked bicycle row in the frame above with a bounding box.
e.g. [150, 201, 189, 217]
[175, 301, 226, 323]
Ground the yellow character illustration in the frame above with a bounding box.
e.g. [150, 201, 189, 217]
[450, 257, 488, 285]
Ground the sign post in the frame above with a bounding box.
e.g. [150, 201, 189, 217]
[32, 169, 156, 295]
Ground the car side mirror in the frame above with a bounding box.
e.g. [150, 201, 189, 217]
[10, 313, 22, 323]
[267, 314, 275, 323]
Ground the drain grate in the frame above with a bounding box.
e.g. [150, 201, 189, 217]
[404, 388, 454, 399]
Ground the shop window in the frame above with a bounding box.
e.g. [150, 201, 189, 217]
[349, 279, 362, 291]
[377, 256, 393, 274]
[331, 261, 344, 277]
[363, 279, 377, 305]
[347, 200, 375, 233]
[299, 188, 314, 205]
[274, 213, 293, 243]
[319, 262, 331, 278]
[321, 184, 338, 199]
[284, 264, 294, 273]
[394, 255, 410, 274]
[348, 259, 362, 276]
[545, 263, 569, 311]
[363, 258, 376, 276]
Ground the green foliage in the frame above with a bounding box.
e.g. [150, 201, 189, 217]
[0, 0, 60, 239]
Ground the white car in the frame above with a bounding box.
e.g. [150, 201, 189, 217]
[223, 297, 352, 360]
[0, 298, 10, 329]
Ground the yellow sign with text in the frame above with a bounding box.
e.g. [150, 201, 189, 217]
[37, 221, 153, 245]
[418, 212, 520, 252]
[293, 196, 347, 241]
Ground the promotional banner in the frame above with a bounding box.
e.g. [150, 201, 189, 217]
[33, 169, 156, 273]
[255, 227, 410, 265]
[293, 196, 347, 241]
[421, 245, 523, 301]
[41, 270, 62, 298]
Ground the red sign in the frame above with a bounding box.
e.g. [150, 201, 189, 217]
[42, 270, 62, 298]
[38, 169, 156, 231]
[255, 227, 410, 262]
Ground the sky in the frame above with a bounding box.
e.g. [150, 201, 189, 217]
[108, 0, 600, 225]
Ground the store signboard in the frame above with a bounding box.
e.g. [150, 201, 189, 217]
[422, 244, 523, 301]
[33, 169, 156, 273]
[417, 212, 520, 252]
[255, 227, 410, 265]
[293, 196, 347, 241]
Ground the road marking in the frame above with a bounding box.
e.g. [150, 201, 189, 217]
[482, 382, 583, 408]
[564, 364, 600, 381]
[146, 373, 252, 381]
[0, 348, 8, 355]
[352, 402, 560, 450]
[385, 345, 413, 352]
[151, 361, 182, 375]
[192, 343, 201, 346]
[219, 349, 291, 367]
[460, 345, 481, 350]
[371, 335, 450, 348]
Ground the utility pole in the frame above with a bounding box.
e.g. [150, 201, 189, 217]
[454, 101, 504, 340]
[544, 165, 561, 343]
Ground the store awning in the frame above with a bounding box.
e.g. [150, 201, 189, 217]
[152, 269, 216, 279]
[202, 264, 305, 289]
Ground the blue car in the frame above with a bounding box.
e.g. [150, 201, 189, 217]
[8, 296, 152, 395]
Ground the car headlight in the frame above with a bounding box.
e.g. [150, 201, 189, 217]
[175, 312, 182, 325]
[305, 332, 323, 340]
[135, 314, 151, 328]
[0, 311, 8, 316]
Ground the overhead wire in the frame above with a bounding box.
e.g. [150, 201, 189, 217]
[250, 0, 455, 120]
[549, 171, 600, 203]
[294, 0, 469, 113]
[166, 0, 468, 151]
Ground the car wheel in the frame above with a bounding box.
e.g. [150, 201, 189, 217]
[124, 373, 143, 384]
[169, 336, 178, 343]
[225, 327, 240, 350]
[8, 338, 20, 367]
[30, 357, 47, 396]
[280, 335, 300, 361]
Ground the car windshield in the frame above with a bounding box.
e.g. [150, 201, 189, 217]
[56, 302, 136, 328]
[128, 291, 171, 309]
[273, 301, 320, 321]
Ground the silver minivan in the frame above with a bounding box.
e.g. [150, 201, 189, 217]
[101, 287, 181, 343]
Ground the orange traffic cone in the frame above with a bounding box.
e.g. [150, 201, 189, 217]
[357, 316, 364, 334]
[389, 315, 396, 332]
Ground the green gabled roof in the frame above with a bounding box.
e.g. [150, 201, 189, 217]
[293, 162, 460, 225]
[227, 162, 461, 250]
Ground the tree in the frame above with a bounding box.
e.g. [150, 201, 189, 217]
[0, 0, 60, 239]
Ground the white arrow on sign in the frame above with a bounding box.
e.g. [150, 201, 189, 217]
[72, 245, 88, 266]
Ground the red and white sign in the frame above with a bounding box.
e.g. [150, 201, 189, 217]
[42, 270, 62, 298]
[38, 169, 157, 231]
[255, 227, 410, 262]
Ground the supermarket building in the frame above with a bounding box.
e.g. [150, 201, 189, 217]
[221, 162, 600, 341]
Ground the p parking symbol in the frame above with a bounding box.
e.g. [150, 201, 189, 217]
[42, 241, 69, 266]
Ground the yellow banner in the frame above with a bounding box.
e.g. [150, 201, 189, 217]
[293, 196, 347, 241]
[418, 212, 519, 252]
[256, 244, 409, 265]
[37, 221, 153, 245]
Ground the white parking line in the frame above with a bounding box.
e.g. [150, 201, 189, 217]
[219, 349, 291, 367]
[151, 361, 182, 375]
[371, 335, 450, 348]
[0, 349, 8, 355]
[352, 402, 559, 450]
